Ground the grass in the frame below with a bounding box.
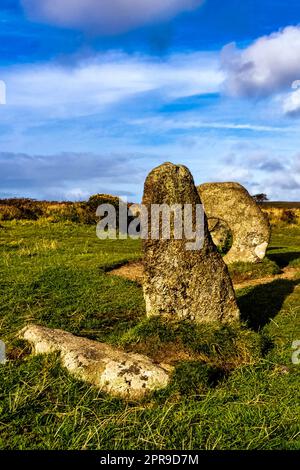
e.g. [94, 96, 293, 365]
[119, 317, 264, 370]
[0, 220, 299, 450]
[228, 258, 280, 283]
[268, 225, 300, 268]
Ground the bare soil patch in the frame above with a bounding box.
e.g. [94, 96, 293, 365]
[109, 261, 300, 290]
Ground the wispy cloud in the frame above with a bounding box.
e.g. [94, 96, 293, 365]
[129, 117, 292, 133]
[2, 51, 222, 118]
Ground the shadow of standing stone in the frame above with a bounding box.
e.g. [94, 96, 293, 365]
[142, 162, 240, 323]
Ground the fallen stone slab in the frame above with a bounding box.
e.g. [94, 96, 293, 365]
[19, 324, 171, 399]
[142, 162, 240, 323]
[198, 182, 270, 264]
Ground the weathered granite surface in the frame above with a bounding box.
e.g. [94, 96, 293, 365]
[142, 162, 240, 323]
[198, 182, 270, 264]
[19, 324, 170, 399]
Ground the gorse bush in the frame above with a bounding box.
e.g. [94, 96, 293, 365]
[43, 203, 94, 224]
[0, 198, 43, 220]
[0, 198, 50, 221]
[280, 210, 298, 225]
[87, 194, 128, 226]
[0, 204, 23, 221]
[261, 206, 300, 226]
[87, 193, 121, 211]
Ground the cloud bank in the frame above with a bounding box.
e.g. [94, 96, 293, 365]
[0, 151, 148, 200]
[222, 26, 300, 98]
[21, 0, 204, 33]
[220, 150, 300, 200]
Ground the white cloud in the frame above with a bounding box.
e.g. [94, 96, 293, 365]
[282, 88, 300, 116]
[217, 149, 300, 201]
[263, 173, 300, 193]
[21, 0, 203, 34]
[2, 51, 222, 118]
[222, 26, 300, 98]
[217, 165, 252, 182]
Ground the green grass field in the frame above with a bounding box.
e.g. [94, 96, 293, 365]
[0, 220, 299, 450]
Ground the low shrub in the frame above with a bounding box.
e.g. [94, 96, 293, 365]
[280, 210, 298, 225]
[0, 205, 23, 221]
[262, 207, 300, 226]
[0, 198, 42, 220]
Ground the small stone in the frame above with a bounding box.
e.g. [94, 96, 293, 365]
[198, 182, 270, 264]
[142, 162, 240, 323]
[19, 324, 170, 399]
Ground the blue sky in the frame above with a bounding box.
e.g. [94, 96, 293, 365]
[0, 0, 300, 201]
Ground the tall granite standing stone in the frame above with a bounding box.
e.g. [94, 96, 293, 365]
[142, 163, 240, 323]
[198, 182, 270, 264]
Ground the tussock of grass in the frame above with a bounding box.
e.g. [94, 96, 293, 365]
[119, 317, 265, 371]
[18, 239, 58, 257]
[229, 258, 280, 283]
[167, 362, 225, 396]
[1, 238, 58, 258]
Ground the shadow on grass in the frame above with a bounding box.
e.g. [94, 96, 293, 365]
[238, 278, 299, 331]
[267, 251, 300, 268]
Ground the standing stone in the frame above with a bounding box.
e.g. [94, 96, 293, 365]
[198, 182, 270, 264]
[142, 162, 239, 323]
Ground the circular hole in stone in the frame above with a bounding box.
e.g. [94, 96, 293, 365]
[207, 218, 233, 255]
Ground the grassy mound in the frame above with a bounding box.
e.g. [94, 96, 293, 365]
[119, 317, 265, 369]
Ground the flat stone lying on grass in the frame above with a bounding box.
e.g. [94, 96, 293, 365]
[198, 182, 270, 264]
[19, 324, 170, 399]
[142, 162, 240, 323]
